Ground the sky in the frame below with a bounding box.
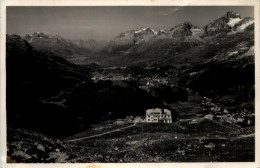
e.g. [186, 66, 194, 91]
[7, 6, 254, 41]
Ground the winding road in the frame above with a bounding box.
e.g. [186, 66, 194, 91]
[67, 122, 137, 142]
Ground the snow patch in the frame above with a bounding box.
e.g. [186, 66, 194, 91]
[150, 28, 157, 35]
[241, 46, 254, 57]
[135, 27, 148, 34]
[227, 31, 237, 35]
[190, 72, 198, 77]
[237, 20, 254, 30]
[135, 29, 143, 34]
[227, 18, 242, 27]
[227, 51, 238, 56]
[159, 29, 167, 33]
[191, 28, 202, 36]
[192, 28, 202, 31]
[235, 46, 254, 60]
[239, 47, 248, 51]
[135, 27, 157, 35]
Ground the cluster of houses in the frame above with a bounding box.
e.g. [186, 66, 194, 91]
[202, 96, 254, 126]
[138, 77, 169, 91]
[91, 72, 132, 81]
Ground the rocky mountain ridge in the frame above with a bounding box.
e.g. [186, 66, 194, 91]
[108, 11, 253, 47]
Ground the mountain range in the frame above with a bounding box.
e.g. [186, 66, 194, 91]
[22, 11, 254, 66]
[87, 11, 254, 66]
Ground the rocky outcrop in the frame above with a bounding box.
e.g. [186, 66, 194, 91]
[169, 21, 193, 37]
[157, 29, 167, 36]
[133, 27, 157, 44]
[109, 27, 157, 47]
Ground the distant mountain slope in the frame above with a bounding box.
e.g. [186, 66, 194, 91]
[69, 39, 106, 51]
[7, 34, 91, 94]
[24, 32, 106, 58]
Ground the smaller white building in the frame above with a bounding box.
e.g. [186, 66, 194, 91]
[134, 116, 146, 123]
[204, 114, 214, 120]
[146, 108, 172, 123]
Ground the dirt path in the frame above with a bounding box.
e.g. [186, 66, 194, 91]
[67, 123, 137, 142]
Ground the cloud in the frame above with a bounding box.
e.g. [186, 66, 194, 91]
[162, 7, 184, 16]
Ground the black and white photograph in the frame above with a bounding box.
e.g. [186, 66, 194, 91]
[1, 0, 259, 165]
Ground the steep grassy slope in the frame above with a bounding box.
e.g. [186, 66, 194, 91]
[7, 119, 254, 162]
[6, 34, 92, 137]
[93, 36, 204, 67]
[177, 30, 254, 112]
[66, 119, 254, 162]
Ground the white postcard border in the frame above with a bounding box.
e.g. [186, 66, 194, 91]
[1, 0, 259, 168]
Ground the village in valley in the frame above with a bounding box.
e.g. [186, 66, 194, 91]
[90, 68, 254, 127]
[91, 70, 169, 89]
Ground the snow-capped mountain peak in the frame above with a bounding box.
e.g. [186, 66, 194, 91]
[205, 11, 253, 35]
[134, 27, 157, 35]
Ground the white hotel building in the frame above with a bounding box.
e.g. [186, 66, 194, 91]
[146, 108, 172, 123]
